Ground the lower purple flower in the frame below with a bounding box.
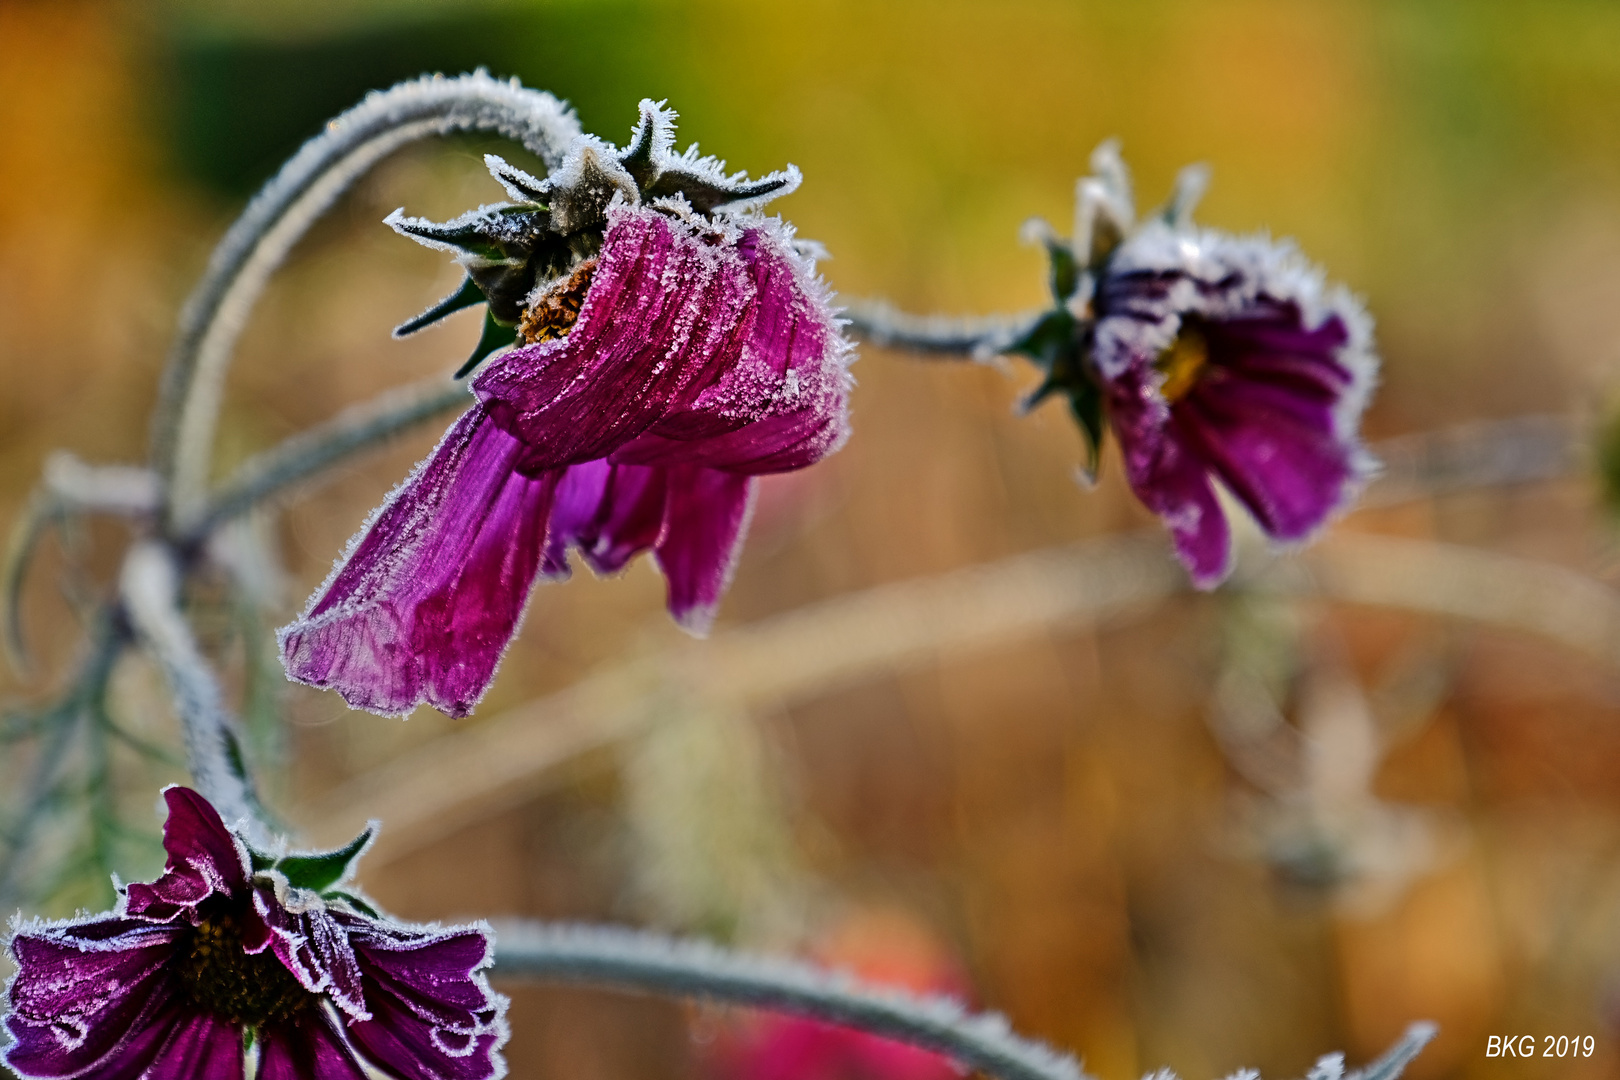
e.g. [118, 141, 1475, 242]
[1093, 223, 1376, 586]
[2, 787, 508, 1080]
[280, 199, 851, 718]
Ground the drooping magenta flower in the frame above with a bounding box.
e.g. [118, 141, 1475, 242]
[278, 103, 852, 718]
[3, 787, 507, 1080]
[1014, 143, 1375, 587]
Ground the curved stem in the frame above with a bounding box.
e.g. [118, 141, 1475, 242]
[151, 71, 580, 534]
[119, 543, 267, 842]
[491, 922, 1436, 1080]
[492, 922, 1093, 1080]
[185, 377, 470, 544]
[841, 298, 1041, 359]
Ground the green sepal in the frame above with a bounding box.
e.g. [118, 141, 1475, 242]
[455, 308, 520, 380]
[324, 889, 382, 919]
[274, 825, 373, 894]
[1067, 378, 1106, 484]
[1008, 310, 1079, 368]
[643, 168, 796, 214]
[1599, 407, 1620, 520]
[1046, 243, 1080, 303]
[246, 846, 278, 873]
[244, 1026, 256, 1053]
[395, 275, 485, 338]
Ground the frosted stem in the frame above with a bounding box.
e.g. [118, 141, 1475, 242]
[187, 376, 470, 542]
[1346, 1023, 1438, 1080]
[842, 298, 1043, 360]
[151, 71, 580, 534]
[493, 921, 1093, 1080]
[119, 542, 267, 842]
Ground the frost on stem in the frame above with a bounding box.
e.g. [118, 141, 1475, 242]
[153, 71, 581, 533]
[490, 922, 1437, 1080]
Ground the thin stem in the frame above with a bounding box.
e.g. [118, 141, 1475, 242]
[491, 923, 1436, 1080]
[0, 613, 123, 908]
[151, 71, 579, 533]
[841, 298, 1042, 359]
[186, 376, 470, 543]
[119, 542, 266, 842]
[492, 922, 1094, 1080]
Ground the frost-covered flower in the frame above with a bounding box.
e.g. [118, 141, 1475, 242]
[1016, 143, 1375, 587]
[2, 787, 507, 1080]
[279, 102, 852, 718]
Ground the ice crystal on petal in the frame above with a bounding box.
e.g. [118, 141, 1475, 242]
[282, 162, 850, 717]
[1014, 142, 1378, 589]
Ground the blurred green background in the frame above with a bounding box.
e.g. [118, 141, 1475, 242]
[7, 1, 1620, 1078]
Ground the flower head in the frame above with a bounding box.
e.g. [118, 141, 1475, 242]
[3, 787, 507, 1080]
[278, 102, 852, 718]
[1014, 142, 1376, 587]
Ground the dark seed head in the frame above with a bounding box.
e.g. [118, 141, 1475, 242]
[176, 911, 313, 1027]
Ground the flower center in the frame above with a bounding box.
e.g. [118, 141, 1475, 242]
[1154, 325, 1209, 403]
[520, 258, 598, 344]
[176, 912, 313, 1027]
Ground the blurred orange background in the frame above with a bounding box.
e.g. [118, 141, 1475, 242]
[6, 2, 1620, 1079]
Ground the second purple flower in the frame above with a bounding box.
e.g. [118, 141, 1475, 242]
[279, 103, 853, 718]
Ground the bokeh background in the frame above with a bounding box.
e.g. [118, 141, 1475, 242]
[6, 1, 1620, 1078]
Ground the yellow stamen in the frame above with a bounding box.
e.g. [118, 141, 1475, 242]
[520, 257, 599, 344]
[1155, 326, 1209, 403]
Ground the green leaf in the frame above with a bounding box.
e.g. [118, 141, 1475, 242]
[394, 276, 485, 338]
[274, 826, 373, 893]
[324, 889, 381, 919]
[454, 309, 520, 379]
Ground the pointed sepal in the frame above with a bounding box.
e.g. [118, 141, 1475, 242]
[395, 275, 486, 338]
[273, 825, 375, 893]
[614, 98, 801, 214]
[455, 308, 520, 379]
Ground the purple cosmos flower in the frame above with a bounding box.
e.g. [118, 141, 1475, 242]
[3, 786, 507, 1080]
[1019, 143, 1375, 587]
[278, 104, 852, 718]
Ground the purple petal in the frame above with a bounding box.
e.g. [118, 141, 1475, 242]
[1108, 374, 1232, 587]
[343, 922, 507, 1080]
[279, 405, 558, 718]
[654, 467, 756, 634]
[544, 460, 669, 577]
[473, 203, 755, 469]
[124, 787, 250, 923]
[251, 887, 368, 1021]
[3, 917, 182, 1079]
[1172, 309, 1364, 541]
[610, 218, 851, 472]
[257, 1012, 371, 1080]
[137, 1008, 243, 1080]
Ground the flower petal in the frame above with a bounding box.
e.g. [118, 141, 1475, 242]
[251, 885, 368, 1021]
[137, 1008, 242, 1080]
[1173, 306, 1366, 540]
[654, 466, 756, 634]
[343, 920, 507, 1080]
[3, 917, 182, 1079]
[278, 405, 558, 718]
[610, 218, 852, 472]
[123, 787, 250, 922]
[473, 203, 755, 470]
[1108, 374, 1232, 588]
[544, 460, 669, 577]
[257, 1011, 371, 1080]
